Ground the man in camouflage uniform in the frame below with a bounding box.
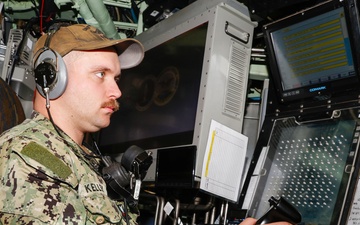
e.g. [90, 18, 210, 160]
[0, 24, 144, 224]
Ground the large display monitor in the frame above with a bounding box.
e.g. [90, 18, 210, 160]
[263, 0, 360, 103]
[246, 107, 360, 224]
[98, 0, 257, 187]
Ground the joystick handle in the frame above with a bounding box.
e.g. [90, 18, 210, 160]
[256, 196, 301, 225]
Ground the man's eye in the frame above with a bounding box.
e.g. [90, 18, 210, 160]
[95, 72, 105, 78]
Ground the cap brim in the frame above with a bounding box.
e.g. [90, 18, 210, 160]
[70, 38, 144, 70]
[115, 39, 144, 69]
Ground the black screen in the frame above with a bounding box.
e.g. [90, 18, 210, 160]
[155, 145, 196, 188]
[98, 24, 208, 153]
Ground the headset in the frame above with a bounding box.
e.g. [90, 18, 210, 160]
[101, 145, 153, 213]
[33, 25, 68, 100]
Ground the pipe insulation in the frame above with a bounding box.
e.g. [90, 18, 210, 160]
[72, 0, 120, 39]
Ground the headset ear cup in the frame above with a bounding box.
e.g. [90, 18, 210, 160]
[102, 162, 131, 187]
[34, 49, 68, 99]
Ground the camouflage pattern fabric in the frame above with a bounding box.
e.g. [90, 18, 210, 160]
[0, 112, 139, 225]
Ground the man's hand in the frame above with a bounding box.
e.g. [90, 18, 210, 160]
[240, 218, 292, 225]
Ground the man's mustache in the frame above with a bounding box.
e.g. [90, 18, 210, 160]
[102, 99, 120, 112]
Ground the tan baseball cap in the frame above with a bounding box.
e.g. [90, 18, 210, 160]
[33, 24, 144, 69]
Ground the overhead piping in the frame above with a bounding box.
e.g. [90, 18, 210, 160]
[71, 0, 120, 39]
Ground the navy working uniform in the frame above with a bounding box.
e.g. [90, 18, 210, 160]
[0, 112, 138, 225]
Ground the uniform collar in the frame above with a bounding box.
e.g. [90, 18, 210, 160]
[31, 110, 102, 171]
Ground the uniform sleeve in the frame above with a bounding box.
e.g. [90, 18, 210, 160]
[0, 143, 87, 224]
[1, 131, 132, 225]
[0, 213, 49, 225]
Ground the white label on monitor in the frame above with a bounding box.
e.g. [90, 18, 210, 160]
[200, 119, 248, 202]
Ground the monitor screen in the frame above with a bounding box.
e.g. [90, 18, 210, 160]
[155, 145, 196, 188]
[98, 23, 207, 153]
[263, 0, 360, 103]
[247, 108, 360, 224]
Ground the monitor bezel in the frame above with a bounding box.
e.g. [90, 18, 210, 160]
[263, 0, 360, 104]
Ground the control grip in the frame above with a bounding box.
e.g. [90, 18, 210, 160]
[256, 196, 301, 225]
